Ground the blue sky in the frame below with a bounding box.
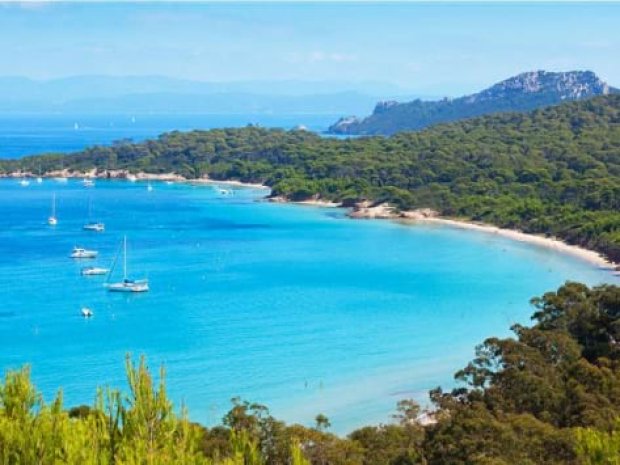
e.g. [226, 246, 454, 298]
[0, 1, 618, 95]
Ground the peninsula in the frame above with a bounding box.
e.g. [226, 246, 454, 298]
[2, 94, 619, 265]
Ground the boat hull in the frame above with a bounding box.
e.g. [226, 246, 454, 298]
[106, 282, 149, 293]
[83, 224, 105, 232]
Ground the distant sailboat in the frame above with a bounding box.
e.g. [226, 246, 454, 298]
[83, 198, 104, 232]
[105, 236, 149, 293]
[48, 193, 58, 226]
[19, 178, 30, 187]
[81, 307, 93, 318]
[147, 182, 153, 192]
[36, 165, 43, 183]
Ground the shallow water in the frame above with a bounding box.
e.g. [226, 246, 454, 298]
[0, 179, 617, 432]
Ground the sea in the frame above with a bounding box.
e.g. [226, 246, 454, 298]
[0, 113, 341, 159]
[0, 114, 617, 433]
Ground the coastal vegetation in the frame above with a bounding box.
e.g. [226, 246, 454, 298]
[2, 95, 620, 262]
[1, 282, 619, 464]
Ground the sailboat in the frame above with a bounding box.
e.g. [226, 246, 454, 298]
[105, 236, 149, 293]
[48, 193, 58, 226]
[19, 178, 30, 187]
[81, 307, 94, 318]
[83, 198, 104, 232]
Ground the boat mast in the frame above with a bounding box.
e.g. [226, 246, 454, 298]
[52, 193, 56, 217]
[123, 236, 128, 280]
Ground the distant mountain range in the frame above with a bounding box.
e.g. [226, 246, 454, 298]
[0, 75, 421, 115]
[328, 70, 618, 135]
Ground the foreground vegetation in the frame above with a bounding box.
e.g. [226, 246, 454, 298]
[1, 282, 619, 464]
[2, 95, 620, 262]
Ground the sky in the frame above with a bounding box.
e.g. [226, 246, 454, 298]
[0, 1, 619, 96]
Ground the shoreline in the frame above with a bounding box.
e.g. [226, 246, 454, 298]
[284, 198, 618, 271]
[3, 170, 616, 271]
[1, 170, 269, 190]
[405, 216, 616, 270]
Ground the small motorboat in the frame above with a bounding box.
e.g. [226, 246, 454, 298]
[54, 177, 68, 183]
[81, 307, 94, 318]
[36, 177, 43, 184]
[217, 187, 233, 196]
[81, 266, 109, 276]
[83, 222, 105, 232]
[19, 179, 30, 187]
[70, 247, 98, 259]
[127, 174, 137, 182]
[83, 179, 95, 188]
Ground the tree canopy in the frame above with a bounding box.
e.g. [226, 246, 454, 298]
[1, 282, 620, 464]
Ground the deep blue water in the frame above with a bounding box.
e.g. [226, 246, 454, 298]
[0, 113, 339, 159]
[0, 179, 617, 432]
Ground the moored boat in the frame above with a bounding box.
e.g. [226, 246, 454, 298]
[70, 247, 98, 259]
[81, 266, 109, 276]
[105, 236, 149, 293]
[83, 222, 105, 232]
[48, 193, 58, 226]
[81, 307, 93, 318]
[83, 198, 104, 232]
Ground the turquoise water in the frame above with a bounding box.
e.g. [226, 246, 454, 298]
[0, 179, 617, 432]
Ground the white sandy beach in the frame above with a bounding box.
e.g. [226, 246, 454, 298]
[410, 216, 615, 269]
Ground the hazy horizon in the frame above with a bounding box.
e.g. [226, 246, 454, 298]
[1, 2, 618, 96]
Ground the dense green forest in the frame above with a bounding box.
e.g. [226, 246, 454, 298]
[2, 95, 620, 262]
[1, 282, 619, 464]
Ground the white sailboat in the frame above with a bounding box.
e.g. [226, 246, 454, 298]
[106, 236, 149, 293]
[19, 178, 30, 187]
[83, 198, 105, 232]
[48, 193, 58, 226]
[81, 307, 94, 318]
[147, 182, 153, 192]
